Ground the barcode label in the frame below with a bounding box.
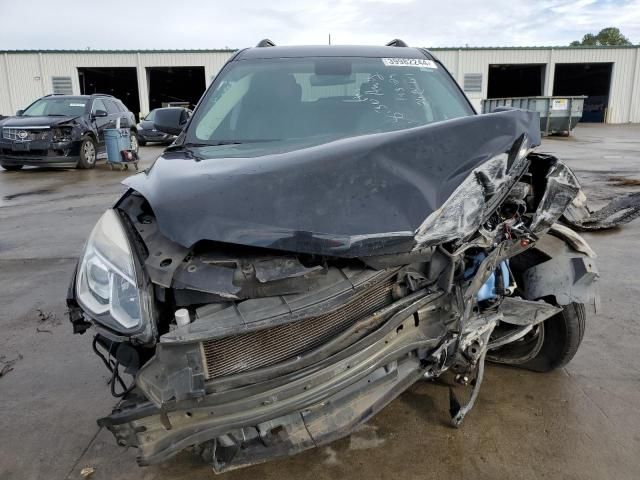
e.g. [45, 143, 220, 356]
[382, 58, 438, 69]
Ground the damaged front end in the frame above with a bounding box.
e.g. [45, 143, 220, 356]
[66, 108, 612, 473]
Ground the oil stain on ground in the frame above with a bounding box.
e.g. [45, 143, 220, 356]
[2, 188, 53, 201]
[607, 176, 640, 187]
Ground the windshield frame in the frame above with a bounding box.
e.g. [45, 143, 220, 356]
[183, 54, 476, 148]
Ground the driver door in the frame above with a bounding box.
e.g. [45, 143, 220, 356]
[91, 98, 112, 148]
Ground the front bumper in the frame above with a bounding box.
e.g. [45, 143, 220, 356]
[99, 291, 454, 472]
[138, 129, 172, 142]
[0, 139, 81, 167]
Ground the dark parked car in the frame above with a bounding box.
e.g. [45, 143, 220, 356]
[0, 93, 139, 170]
[67, 41, 639, 472]
[136, 107, 191, 145]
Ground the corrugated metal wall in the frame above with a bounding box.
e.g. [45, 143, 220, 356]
[429, 47, 640, 123]
[0, 50, 234, 117]
[551, 47, 640, 124]
[1, 47, 639, 123]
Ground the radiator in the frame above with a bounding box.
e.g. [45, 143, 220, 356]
[202, 278, 394, 379]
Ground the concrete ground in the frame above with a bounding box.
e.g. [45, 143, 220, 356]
[1, 125, 639, 480]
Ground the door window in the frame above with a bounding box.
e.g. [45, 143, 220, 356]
[92, 98, 108, 115]
[104, 99, 120, 115]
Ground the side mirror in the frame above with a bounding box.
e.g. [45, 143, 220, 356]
[92, 109, 108, 118]
[15, 110, 24, 116]
[154, 108, 189, 135]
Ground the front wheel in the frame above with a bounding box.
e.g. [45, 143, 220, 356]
[488, 244, 588, 372]
[129, 131, 139, 153]
[77, 137, 97, 169]
[488, 303, 586, 372]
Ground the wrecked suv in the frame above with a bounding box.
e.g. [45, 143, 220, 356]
[68, 41, 630, 472]
[0, 93, 138, 170]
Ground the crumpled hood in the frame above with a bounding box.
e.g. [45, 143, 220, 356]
[124, 110, 540, 257]
[1, 115, 79, 127]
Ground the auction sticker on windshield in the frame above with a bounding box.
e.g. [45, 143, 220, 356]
[382, 58, 437, 69]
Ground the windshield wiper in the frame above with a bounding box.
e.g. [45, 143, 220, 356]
[209, 140, 245, 146]
[171, 139, 280, 150]
[208, 139, 280, 146]
[46, 114, 68, 117]
[180, 142, 216, 148]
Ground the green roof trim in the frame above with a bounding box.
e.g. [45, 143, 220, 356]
[0, 48, 238, 54]
[427, 45, 639, 50]
[0, 45, 637, 55]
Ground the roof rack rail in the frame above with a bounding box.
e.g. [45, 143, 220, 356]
[256, 39, 276, 47]
[43, 93, 65, 97]
[386, 39, 408, 47]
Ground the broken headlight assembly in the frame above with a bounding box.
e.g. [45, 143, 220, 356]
[51, 126, 73, 142]
[75, 209, 155, 343]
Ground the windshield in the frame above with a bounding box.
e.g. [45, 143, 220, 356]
[22, 97, 87, 117]
[188, 57, 474, 146]
[144, 110, 156, 121]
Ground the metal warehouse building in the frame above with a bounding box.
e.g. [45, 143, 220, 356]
[1, 45, 639, 123]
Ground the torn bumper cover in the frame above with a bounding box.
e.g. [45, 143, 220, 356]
[68, 108, 624, 472]
[561, 190, 640, 231]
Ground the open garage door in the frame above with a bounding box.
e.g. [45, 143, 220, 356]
[553, 63, 612, 123]
[78, 67, 140, 117]
[147, 66, 206, 111]
[487, 64, 546, 99]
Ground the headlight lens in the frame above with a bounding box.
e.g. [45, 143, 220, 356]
[76, 209, 146, 331]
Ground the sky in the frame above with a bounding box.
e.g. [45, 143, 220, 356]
[0, 0, 638, 50]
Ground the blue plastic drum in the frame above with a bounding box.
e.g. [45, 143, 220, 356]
[104, 128, 131, 163]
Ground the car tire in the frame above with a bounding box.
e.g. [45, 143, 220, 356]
[1, 163, 24, 171]
[488, 249, 587, 373]
[130, 131, 140, 153]
[138, 136, 147, 146]
[77, 136, 97, 169]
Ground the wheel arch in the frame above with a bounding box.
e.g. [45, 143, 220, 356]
[511, 229, 599, 308]
[81, 131, 98, 143]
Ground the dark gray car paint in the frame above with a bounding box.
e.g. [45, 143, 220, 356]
[124, 109, 540, 257]
[137, 119, 173, 142]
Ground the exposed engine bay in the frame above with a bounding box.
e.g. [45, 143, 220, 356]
[66, 109, 640, 472]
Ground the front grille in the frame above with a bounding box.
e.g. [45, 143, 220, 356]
[202, 278, 395, 379]
[2, 127, 51, 141]
[0, 148, 48, 157]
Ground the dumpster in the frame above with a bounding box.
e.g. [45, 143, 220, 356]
[104, 128, 138, 170]
[481, 96, 586, 136]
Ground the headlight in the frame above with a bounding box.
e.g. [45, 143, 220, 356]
[52, 126, 73, 141]
[76, 209, 154, 340]
[414, 134, 531, 249]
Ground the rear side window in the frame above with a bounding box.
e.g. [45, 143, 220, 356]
[91, 98, 107, 114]
[103, 99, 120, 115]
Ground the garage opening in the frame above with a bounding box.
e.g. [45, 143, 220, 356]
[78, 67, 140, 117]
[553, 63, 612, 123]
[487, 64, 546, 98]
[147, 66, 206, 111]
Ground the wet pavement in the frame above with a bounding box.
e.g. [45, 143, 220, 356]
[1, 125, 639, 480]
